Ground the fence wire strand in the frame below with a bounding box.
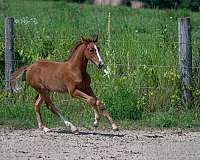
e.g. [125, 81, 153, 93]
[0, 36, 200, 46]
[2, 60, 200, 69]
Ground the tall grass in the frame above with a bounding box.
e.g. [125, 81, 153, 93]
[1, 0, 200, 129]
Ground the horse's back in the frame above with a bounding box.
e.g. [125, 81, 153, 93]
[26, 60, 67, 92]
[27, 60, 61, 76]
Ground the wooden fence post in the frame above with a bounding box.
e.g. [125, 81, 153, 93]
[178, 17, 192, 107]
[5, 17, 14, 93]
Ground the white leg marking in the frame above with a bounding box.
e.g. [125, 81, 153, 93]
[58, 113, 77, 132]
[38, 122, 51, 132]
[43, 126, 51, 133]
[64, 121, 77, 132]
[38, 122, 43, 129]
[35, 95, 41, 106]
[94, 110, 99, 127]
[94, 121, 98, 127]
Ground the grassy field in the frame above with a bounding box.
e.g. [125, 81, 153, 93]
[1, 0, 200, 130]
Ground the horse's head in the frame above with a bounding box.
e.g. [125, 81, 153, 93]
[82, 36, 104, 69]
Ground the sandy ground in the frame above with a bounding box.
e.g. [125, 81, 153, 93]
[0, 127, 200, 160]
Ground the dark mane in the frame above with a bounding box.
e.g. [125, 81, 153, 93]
[65, 38, 94, 61]
[70, 41, 82, 55]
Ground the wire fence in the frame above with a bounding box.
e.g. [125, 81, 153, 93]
[1, 1, 200, 109]
[1, 60, 200, 89]
[2, 60, 200, 69]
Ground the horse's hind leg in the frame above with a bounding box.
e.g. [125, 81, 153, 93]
[34, 94, 51, 132]
[39, 91, 78, 134]
[93, 109, 100, 128]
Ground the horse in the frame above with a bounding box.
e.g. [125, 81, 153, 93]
[11, 36, 118, 134]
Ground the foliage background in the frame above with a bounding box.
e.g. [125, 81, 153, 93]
[0, 0, 200, 129]
[52, 0, 200, 11]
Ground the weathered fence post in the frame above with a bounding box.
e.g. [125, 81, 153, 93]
[5, 17, 14, 93]
[178, 17, 192, 107]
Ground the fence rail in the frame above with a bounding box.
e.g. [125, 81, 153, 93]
[4, 17, 14, 93]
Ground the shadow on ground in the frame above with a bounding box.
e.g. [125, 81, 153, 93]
[55, 128, 125, 138]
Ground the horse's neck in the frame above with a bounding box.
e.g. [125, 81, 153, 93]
[68, 45, 88, 73]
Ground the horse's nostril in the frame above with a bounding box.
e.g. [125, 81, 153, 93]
[97, 63, 103, 69]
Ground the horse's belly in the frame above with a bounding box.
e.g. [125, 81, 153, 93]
[45, 80, 67, 92]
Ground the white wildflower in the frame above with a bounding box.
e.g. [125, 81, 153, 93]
[103, 66, 112, 80]
[15, 17, 38, 25]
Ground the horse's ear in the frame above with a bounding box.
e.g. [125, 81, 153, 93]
[93, 35, 98, 43]
[81, 37, 86, 42]
[81, 37, 90, 44]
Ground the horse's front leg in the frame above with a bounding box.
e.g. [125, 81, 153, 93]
[96, 100, 118, 131]
[84, 87, 100, 128]
[71, 88, 118, 131]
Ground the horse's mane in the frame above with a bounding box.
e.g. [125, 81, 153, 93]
[65, 38, 94, 61]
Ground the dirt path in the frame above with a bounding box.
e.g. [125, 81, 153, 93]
[0, 127, 200, 160]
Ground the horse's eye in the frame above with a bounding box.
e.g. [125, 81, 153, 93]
[90, 48, 95, 52]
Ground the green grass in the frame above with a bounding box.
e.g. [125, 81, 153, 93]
[1, 0, 200, 130]
[1, 93, 200, 130]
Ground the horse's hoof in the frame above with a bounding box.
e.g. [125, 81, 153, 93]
[43, 127, 52, 133]
[72, 129, 80, 135]
[71, 126, 79, 135]
[93, 123, 99, 128]
[112, 124, 119, 131]
[113, 127, 119, 131]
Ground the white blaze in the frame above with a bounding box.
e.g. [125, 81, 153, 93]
[94, 45, 103, 64]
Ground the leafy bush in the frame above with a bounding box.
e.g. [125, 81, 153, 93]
[140, 0, 200, 10]
[103, 84, 143, 120]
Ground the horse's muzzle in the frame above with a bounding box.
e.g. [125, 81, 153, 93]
[97, 62, 104, 69]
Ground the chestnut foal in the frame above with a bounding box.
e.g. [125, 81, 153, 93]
[11, 37, 118, 134]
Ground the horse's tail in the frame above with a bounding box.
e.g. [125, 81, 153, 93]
[11, 65, 29, 93]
